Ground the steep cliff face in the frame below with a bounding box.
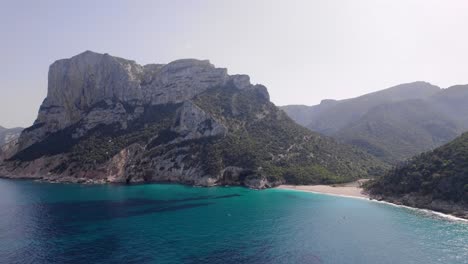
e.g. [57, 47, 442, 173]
[0, 51, 385, 188]
[17, 51, 249, 153]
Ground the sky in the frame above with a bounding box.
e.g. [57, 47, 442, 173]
[1, 0, 468, 128]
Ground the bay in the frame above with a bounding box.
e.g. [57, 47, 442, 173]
[0, 179, 466, 264]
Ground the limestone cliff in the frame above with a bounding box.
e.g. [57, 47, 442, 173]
[16, 51, 250, 153]
[0, 51, 385, 188]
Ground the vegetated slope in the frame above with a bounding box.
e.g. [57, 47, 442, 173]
[284, 82, 441, 134]
[366, 132, 468, 218]
[190, 85, 387, 185]
[282, 82, 468, 164]
[430, 84, 468, 130]
[335, 100, 460, 163]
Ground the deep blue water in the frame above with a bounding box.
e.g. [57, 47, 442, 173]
[0, 179, 466, 264]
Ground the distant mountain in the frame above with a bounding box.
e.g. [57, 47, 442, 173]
[283, 82, 441, 134]
[334, 99, 461, 163]
[366, 132, 468, 218]
[0, 126, 23, 146]
[282, 82, 468, 163]
[0, 51, 385, 188]
[430, 85, 468, 130]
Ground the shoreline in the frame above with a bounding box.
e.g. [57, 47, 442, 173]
[276, 184, 468, 223]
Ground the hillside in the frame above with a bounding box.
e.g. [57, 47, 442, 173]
[282, 82, 468, 163]
[0, 51, 385, 188]
[366, 133, 468, 218]
[335, 100, 460, 163]
[431, 85, 468, 130]
[284, 82, 441, 133]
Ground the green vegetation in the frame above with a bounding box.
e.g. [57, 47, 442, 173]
[336, 100, 460, 164]
[12, 84, 387, 185]
[12, 104, 180, 169]
[191, 83, 387, 184]
[283, 82, 468, 165]
[367, 132, 468, 203]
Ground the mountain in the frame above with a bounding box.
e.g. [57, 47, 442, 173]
[0, 126, 23, 146]
[284, 82, 441, 134]
[366, 132, 468, 218]
[282, 82, 468, 163]
[0, 51, 385, 188]
[335, 100, 460, 163]
[430, 85, 468, 130]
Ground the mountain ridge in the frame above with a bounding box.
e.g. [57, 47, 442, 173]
[282, 82, 468, 163]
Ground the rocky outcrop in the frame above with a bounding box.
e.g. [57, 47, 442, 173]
[1, 51, 268, 187]
[1, 51, 384, 189]
[171, 101, 227, 141]
[17, 51, 252, 153]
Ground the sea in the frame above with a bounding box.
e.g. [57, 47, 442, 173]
[0, 179, 466, 264]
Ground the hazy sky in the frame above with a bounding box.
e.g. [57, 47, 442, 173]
[1, 0, 468, 128]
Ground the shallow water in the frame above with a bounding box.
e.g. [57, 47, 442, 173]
[0, 179, 466, 264]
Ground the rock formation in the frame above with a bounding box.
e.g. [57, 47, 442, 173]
[0, 51, 385, 188]
[16, 51, 251, 153]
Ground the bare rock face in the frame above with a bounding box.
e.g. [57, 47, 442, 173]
[17, 51, 249, 153]
[172, 101, 227, 141]
[144, 59, 229, 105]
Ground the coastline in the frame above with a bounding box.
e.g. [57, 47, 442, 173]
[276, 184, 468, 223]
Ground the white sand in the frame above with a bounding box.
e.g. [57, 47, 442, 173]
[277, 184, 368, 198]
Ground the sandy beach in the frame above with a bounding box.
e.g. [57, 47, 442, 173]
[277, 180, 369, 199]
[277, 184, 368, 199]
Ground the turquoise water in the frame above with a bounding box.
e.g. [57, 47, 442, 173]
[0, 179, 466, 264]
